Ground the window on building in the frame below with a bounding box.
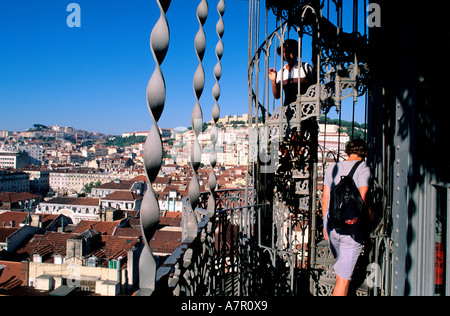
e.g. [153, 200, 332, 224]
[109, 259, 118, 270]
[86, 256, 98, 267]
[54, 254, 64, 265]
[33, 254, 42, 263]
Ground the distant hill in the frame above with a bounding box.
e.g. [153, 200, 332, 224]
[104, 135, 147, 148]
[319, 117, 367, 140]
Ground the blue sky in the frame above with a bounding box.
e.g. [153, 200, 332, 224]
[0, 0, 366, 135]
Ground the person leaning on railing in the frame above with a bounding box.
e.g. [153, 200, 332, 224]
[268, 39, 313, 106]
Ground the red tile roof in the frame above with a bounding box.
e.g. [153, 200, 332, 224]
[149, 230, 182, 254]
[84, 235, 141, 268]
[153, 177, 171, 184]
[39, 214, 60, 229]
[72, 220, 122, 235]
[95, 180, 135, 190]
[0, 212, 29, 227]
[43, 197, 100, 207]
[0, 227, 20, 243]
[113, 227, 142, 238]
[0, 192, 41, 203]
[129, 175, 148, 183]
[0, 261, 24, 290]
[102, 191, 142, 201]
[159, 216, 182, 228]
[14, 234, 44, 258]
[31, 232, 79, 260]
[0, 212, 61, 230]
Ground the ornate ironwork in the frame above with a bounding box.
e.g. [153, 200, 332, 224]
[154, 211, 216, 296]
[267, 0, 315, 24]
[139, 0, 171, 294]
[170, 191, 309, 296]
[188, 0, 208, 238]
[208, 0, 225, 217]
[246, 0, 373, 296]
[143, 0, 398, 298]
[155, 190, 249, 296]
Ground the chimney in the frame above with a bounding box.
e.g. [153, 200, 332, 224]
[66, 237, 84, 265]
[31, 214, 42, 228]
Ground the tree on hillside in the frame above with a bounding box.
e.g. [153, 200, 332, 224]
[83, 181, 102, 194]
[104, 135, 147, 148]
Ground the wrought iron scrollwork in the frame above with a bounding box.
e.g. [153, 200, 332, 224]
[267, 0, 316, 24]
[208, 0, 225, 217]
[188, 0, 208, 238]
[139, 0, 171, 294]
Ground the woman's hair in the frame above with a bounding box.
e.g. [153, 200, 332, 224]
[345, 139, 368, 158]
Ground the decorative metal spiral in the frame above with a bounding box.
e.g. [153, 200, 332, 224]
[207, 0, 225, 217]
[187, 0, 209, 237]
[267, 0, 314, 25]
[139, 0, 171, 293]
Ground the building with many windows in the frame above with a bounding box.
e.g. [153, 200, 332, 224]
[0, 170, 30, 193]
[0, 150, 28, 170]
[21, 165, 50, 195]
[36, 197, 100, 224]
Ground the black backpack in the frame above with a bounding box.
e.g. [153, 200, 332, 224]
[328, 161, 367, 237]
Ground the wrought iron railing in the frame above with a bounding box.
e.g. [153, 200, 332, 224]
[145, 187, 392, 297]
[149, 189, 310, 296]
[148, 189, 245, 296]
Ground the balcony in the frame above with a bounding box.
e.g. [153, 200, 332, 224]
[134, 188, 390, 297]
[148, 189, 301, 296]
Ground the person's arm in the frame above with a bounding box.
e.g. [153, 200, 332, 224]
[269, 68, 280, 100]
[322, 185, 330, 218]
[357, 164, 372, 222]
[359, 186, 369, 203]
[322, 185, 330, 241]
[359, 185, 373, 224]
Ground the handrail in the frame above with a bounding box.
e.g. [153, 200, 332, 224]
[143, 187, 392, 296]
[150, 189, 249, 296]
[150, 188, 310, 296]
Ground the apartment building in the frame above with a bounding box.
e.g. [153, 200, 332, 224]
[21, 165, 50, 195]
[90, 178, 146, 198]
[0, 150, 28, 169]
[49, 168, 133, 195]
[0, 170, 30, 193]
[0, 192, 42, 213]
[36, 197, 100, 224]
[19, 230, 143, 295]
[99, 191, 143, 212]
[18, 144, 45, 165]
[173, 125, 249, 167]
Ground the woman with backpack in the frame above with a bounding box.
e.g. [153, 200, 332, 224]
[322, 139, 372, 296]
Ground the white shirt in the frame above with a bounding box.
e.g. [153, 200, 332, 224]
[276, 62, 313, 105]
[276, 62, 313, 85]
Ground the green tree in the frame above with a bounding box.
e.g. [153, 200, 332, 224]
[83, 181, 102, 194]
[104, 135, 146, 148]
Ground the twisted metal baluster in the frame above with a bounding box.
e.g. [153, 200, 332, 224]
[187, 0, 208, 237]
[139, 0, 171, 293]
[207, 0, 225, 217]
